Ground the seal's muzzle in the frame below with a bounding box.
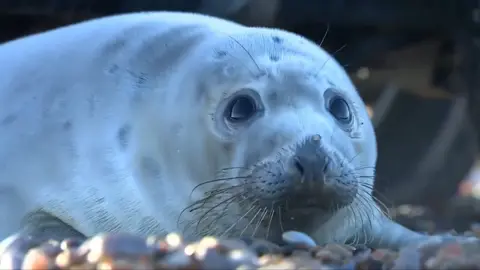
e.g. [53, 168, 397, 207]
[247, 134, 358, 213]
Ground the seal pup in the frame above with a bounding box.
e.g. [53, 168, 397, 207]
[0, 11, 436, 249]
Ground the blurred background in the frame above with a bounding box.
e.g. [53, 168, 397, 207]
[1, 0, 479, 231]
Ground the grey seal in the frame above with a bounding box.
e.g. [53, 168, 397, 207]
[0, 11, 437, 249]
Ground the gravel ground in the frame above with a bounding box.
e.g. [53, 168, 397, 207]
[1, 196, 480, 270]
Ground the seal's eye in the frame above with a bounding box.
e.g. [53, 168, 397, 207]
[226, 95, 257, 123]
[328, 96, 352, 123]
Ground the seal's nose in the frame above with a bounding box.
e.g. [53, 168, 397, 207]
[292, 134, 329, 190]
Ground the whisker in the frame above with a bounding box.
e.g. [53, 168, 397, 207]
[319, 23, 330, 47]
[204, 184, 245, 197]
[241, 207, 263, 236]
[278, 206, 284, 233]
[358, 182, 393, 210]
[348, 152, 361, 164]
[333, 44, 348, 55]
[220, 166, 249, 171]
[266, 205, 275, 239]
[349, 204, 358, 246]
[223, 33, 263, 73]
[252, 207, 268, 237]
[360, 201, 369, 246]
[372, 195, 391, 218]
[190, 176, 249, 195]
[320, 44, 347, 70]
[353, 198, 366, 246]
[221, 199, 259, 237]
[202, 213, 228, 235]
[177, 195, 214, 227]
[195, 195, 238, 233]
[353, 166, 376, 171]
[202, 195, 252, 235]
[356, 176, 375, 180]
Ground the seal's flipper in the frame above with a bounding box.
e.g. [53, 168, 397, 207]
[366, 216, 429, 250]
[20, 211, 86, 243]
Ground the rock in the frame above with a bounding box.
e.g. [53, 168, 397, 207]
[3, 197, 480, 269]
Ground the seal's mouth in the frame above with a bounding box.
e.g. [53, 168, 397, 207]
[285, 206, 327, 216]
[180, 135, 360, 241]
[245, 158, 358, 213]
[279, 195, 336, 213]
[242, 135, 359, 231]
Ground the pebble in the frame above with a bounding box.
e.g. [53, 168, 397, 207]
[2, 200, 480, 269]
[0, 231, 478, 270]
[282, 231, 317, 248]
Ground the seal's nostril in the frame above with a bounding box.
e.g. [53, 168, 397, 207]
[294, 158, 304, 175]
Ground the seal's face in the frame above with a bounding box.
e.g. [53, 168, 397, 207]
[182, 29, 378, 244]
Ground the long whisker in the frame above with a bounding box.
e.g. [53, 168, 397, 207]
[277, 206, 284, 233]
[194, 194, 238, 233]
[221, 33, 263, 74]
[320, 44, 347, 70]
[319, 23, 330, 47]
[358, 182, 393, 210]
[348, 152, 361, 164]
[221, 199, 259, 237]
[190, 176, 249, 195]
[241, 207, 263, 236]
[220, 166, 250, 171]
[177, 195, 214, 228]
[353, 166, 376, 171]
[252, 207, 268, 237]
[266, 205, 275, 239]
[204, 184, 246, 197]
[202, 195, 252, 235]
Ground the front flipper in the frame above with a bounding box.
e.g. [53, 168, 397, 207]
[367, 217, 429, 249]
[367, 217, 478, 250]
[20, 211, 86, 243]
[281, 220, 429, 250]
[0, 211, 85, 268]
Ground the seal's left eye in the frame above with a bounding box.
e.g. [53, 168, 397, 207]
[226, 95, 257, 123]
[328, 97, 352, 123]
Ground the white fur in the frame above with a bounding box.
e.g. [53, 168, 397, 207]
[0, 12, 378, 243]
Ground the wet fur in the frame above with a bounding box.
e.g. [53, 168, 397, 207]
[0, 11, 426, 248]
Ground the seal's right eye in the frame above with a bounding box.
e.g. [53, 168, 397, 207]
[226, 95, 257, 123]
[328, 96, 352, 124]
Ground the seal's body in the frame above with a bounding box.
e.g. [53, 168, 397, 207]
[0, 12, 426, 248]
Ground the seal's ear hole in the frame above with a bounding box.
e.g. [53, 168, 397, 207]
[225, 95, 257, 123]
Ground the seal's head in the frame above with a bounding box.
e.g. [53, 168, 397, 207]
[178, 27, 378, 245]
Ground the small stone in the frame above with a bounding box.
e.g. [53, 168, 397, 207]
[83, 233, 153, 265]
[0, 234, 40, 269]
[311, 244, 354, 266]
[22, 249, 54, 270]
[55, 249, 85, 268]
[282, 231, 317, 248]
[60, 238, 84, 250]
[165, 233, 183, 249]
